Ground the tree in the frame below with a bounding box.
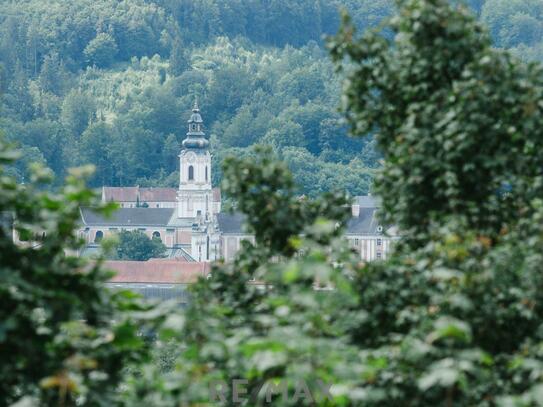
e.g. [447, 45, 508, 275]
[61, 90, 96, 138]
[115, 230, 166, 261]
[0, 138, 165, 405]
[169, 36, 189, 76]
[79, 122, 116, 186]
[481, 0, 543, 48]
[125, 1, 543, 405]
[327, 0, 543, 404]
[39, 52, 70, 96]
[262, 120, 305, 150]
[6, 60, 34, 121]
[331, 0, 543, 243]
[84, 33, 118, 68]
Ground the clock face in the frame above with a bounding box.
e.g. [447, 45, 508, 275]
[186, 152, 196, 163]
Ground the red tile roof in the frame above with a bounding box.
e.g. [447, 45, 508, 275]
[140, 188, 177, 202]
[105, 260, 211, 284]
[102, 187, 177, 203]
[103, 187, 139, 202]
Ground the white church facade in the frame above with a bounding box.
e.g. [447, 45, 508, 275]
[77, 102, 396, 262]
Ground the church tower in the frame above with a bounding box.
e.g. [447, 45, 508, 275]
[177, 100, 213, 219]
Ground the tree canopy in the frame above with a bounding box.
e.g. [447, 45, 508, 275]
[113, 230, 167, 261]
[0, 140, 169, 405]
[5, 0, 543, 405]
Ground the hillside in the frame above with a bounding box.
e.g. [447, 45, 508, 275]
[0, 0, 541, 195]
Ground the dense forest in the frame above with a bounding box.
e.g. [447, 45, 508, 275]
[6, 1, 543, 405]
[0, 0, 541, 195]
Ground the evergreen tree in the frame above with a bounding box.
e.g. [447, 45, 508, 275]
[169, 36, 189, 76]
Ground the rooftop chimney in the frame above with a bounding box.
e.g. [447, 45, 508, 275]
[352, 204, 360, 217]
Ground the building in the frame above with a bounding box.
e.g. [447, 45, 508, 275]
[215, 196, 396, 262]
[79, 101, 222, 262]
[78, 102, 396, 262]
[105, 258, 211, 305]
[347, 195, 396, 261]
[102, 186, 175, 208]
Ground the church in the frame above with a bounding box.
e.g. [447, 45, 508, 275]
[77, 102, 395, 262]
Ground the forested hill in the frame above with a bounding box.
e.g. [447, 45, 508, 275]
[0, 0, 540, 195]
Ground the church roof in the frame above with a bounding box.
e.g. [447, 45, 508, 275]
[102, 187, 177, 203]
[102, 187, 139, 202]
[139, 188, 177, 202]
[80, 207, 175, 227]
[217, 212, 249, 234]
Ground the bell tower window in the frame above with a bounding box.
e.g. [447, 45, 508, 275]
[205, 166, 208, 182]
[188, 165, 194, 181]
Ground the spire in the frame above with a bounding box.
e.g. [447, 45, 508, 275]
[182, 100, 209, 150]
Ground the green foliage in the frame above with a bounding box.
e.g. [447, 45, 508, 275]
[114, 230, 167, 261]
[84, 33, 119, 68]
[6, 1, 543, 404]
[0, 139, 167, 405]
[326, 0, 543, 404]
[121, 147, 358, 406]
[330, 0, 543, 244]
[123, 1, 543, 405]
[0, 0, 391, 196]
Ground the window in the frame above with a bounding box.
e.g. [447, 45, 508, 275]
[188, 165, 194, 181]
[205, 166, 208, 182]
[377, 252, 382, 259]
[354, 238, 359, 246]
[152, 231, 161, 241]
[156, 204, 160, 208]
[377, 238, 382, 246]
[94, 230, 104, 243]
[197, 210, 202, 217]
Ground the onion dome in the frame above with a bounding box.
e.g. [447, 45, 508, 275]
[182, 99, 209, 149]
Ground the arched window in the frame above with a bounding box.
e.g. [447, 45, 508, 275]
[152, 231, 161, 241]
[188, 165, 194, 181]
[94, 230, 104, 243]
[205, 166, 208, 182]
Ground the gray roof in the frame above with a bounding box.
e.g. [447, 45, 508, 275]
[167, 214, 199, 228]
[354, 195, 381, 208]
[217, 212, 249, 234]
[216, 209, 383, 236]
[81, 207, 175, 227]
[346, 207, 381, 235]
